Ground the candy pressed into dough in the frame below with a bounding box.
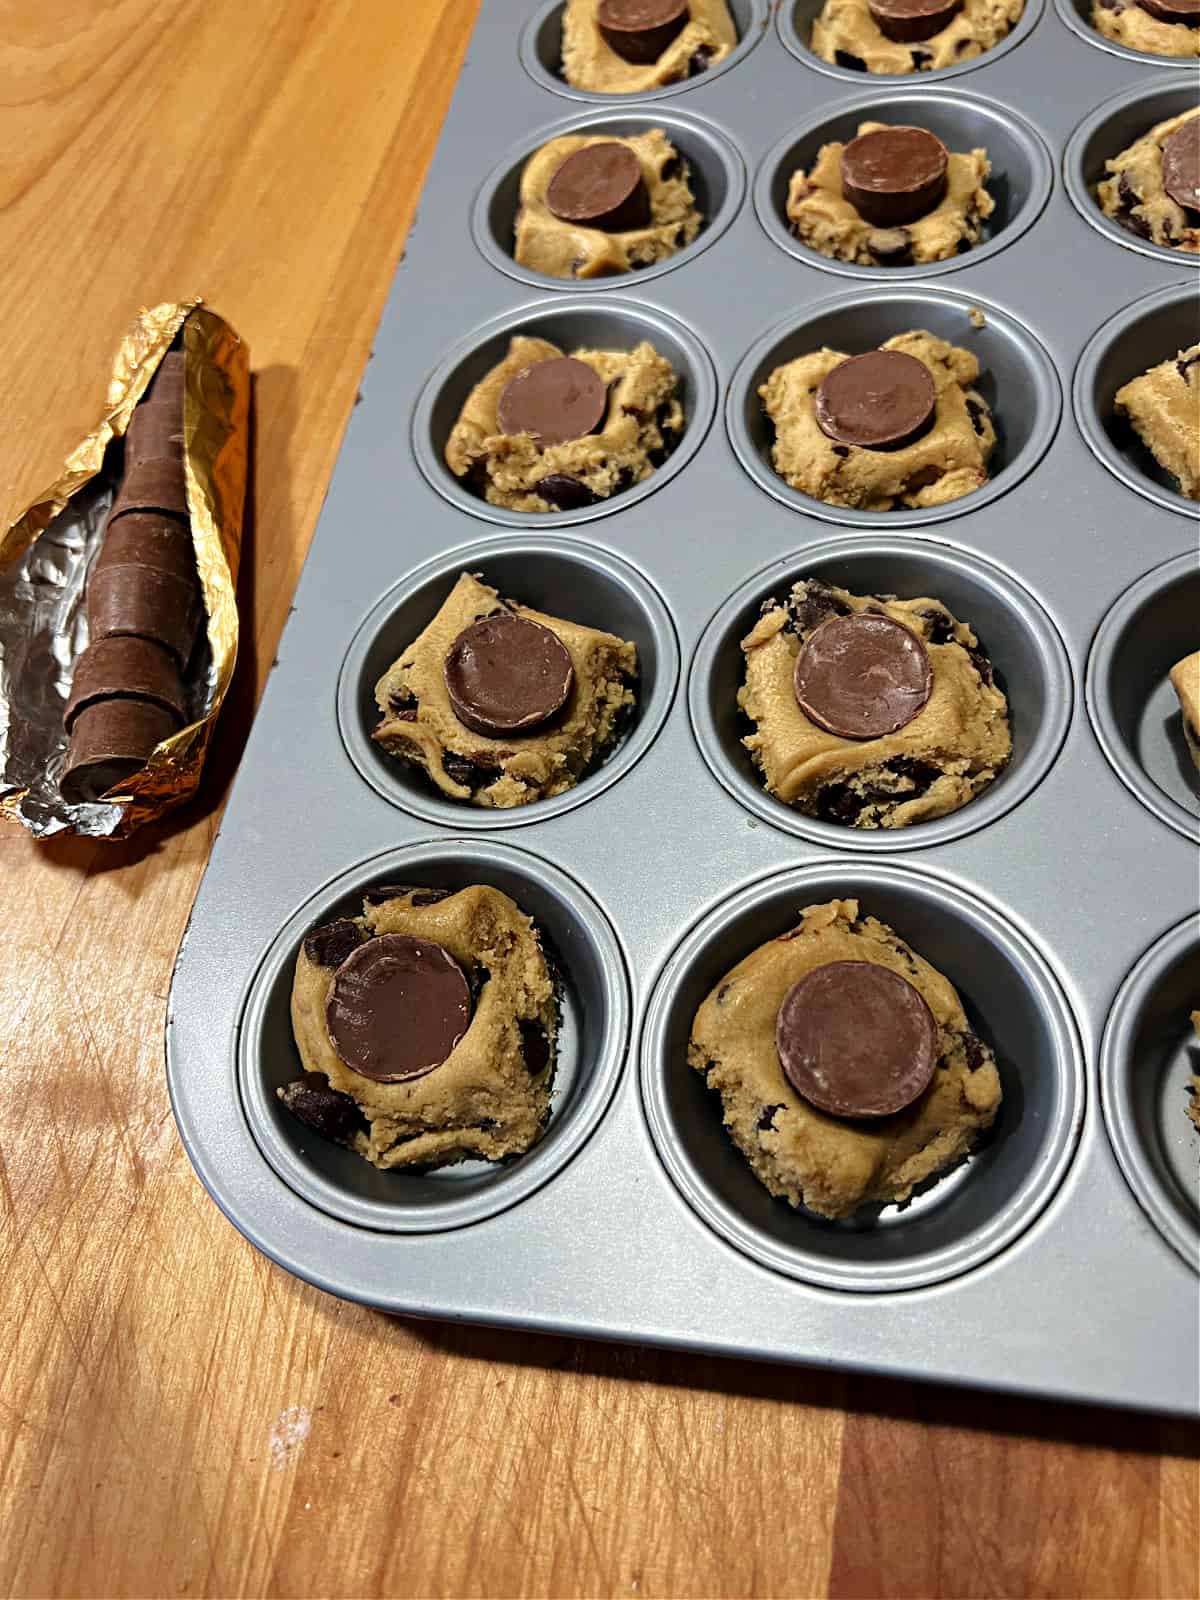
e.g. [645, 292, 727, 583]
[1098, 110, 1200, 254]
[1169, 651, 1200, 772]
[562, 0, 737, 92]
[759, 329, 995, 511]
[286, 886, 557, 1170]
[516, 129, 702, 280]
[1091, 0, 1200, 56]
[444, 334, 684, 513]
[689, 898, 1003, 1220]
[810, 0, 1025, 72]
[373, 572, 637, 808]
[1114, 346, 1200, 501]
[740, 578, 1011, 827]
[787, 122, 994, 267]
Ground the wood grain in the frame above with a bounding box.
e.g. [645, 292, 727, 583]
[0, 4, 1195, 1596]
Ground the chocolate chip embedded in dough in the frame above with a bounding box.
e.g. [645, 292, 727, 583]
[814, 349, 937, 452]
[868, 0, 963, 40]
[1162, 118, 1200, 214]
[537, 472, 597, 511]
[495, 357, 607, 448]
[793, 612, 932, 739]
[775, 960, 938, 1118]
[277, 1073, 367, 1146]
[444, 611, 574, 738]
[545, 142, 652, 232]
[841, 126, 949, 227]
[325, 933, 473, 1083]
[63, 636, 186, 731]
[303, 918, 365, 970]
[597, 0, 690, 63]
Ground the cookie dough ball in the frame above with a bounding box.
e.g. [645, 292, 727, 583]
[1098, 110, 1200, 252]
[373, 571, 637, 808]
[759, 330, 995, 511]
[445, 334, 684, 513]
[562, 0, 737, 93]
[1170, 651, 1200, 771]
[787, 122, 994, 267]
[516, 129, 702, 280]
[810, 0, 1025, 73]
[1190, 1010, 1200, 1130]
[1091, 0, 1200, 57]
[689, 898, 1003, 1219]
[282, 885, 557, 1170]
[740, 577, 1010, 827]
[1114, 345, 1200, 500]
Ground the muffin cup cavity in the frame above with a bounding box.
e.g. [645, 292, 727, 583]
[473, 108, 746, 292]
[726, 286, 1061, 529]
[1065, 79, 1200, 265]
[1054, 0, 1197, 64]
[338, 535, 680, 828]
[755, 89, 1053, 279]
[689, 536, 1072, 850]
[238, 841, 630, 1233]
[778, 0, 1044, 82]
[413, 295, 716, 527]
[1086, 551, 1200, 842]
[520, 0, 768, 102]
[1073, 283, 1200, 519]
[640, 861, 1085, 1292]
[1101, 917, 1200, 1272]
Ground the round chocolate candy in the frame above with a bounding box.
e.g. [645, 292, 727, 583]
[867, 0, 963, 39]
[814, 349, 937, 452]
[545, 142, 651, 233]
[325, 933, 472, 1083]
[496, 357, 607, 447]
[60, 697, 179, 804]
[1136, 0, 1200, 21]
[775, 960, 938, 1118]
[1162, 117, 1200, 213]
[87, 562, 202, 668]
[95, 512, 195, 582]
[840, 126, 949, 228]
[793, 612, 932, 739]
[444, 611, 574, 738]
[63, 636, 186, 731]
[597, 0, 690, 63]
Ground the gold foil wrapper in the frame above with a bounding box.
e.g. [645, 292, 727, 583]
[0, 301, 249, 838]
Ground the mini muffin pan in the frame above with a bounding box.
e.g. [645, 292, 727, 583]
[167, 0, 1200, 1415]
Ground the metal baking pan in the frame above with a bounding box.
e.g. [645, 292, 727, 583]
[166, 0, 1200, 1414]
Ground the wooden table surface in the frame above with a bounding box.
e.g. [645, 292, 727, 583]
[0, 5, 1196, 1596]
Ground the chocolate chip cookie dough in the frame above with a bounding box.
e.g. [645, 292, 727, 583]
[1114, 345, 1200, 500]
[373, 572, 636, 808]
[444, 335, 684, 513]
[787, 122, 994, 267]
[740, 578, 1011, 827]
[689, 898, 1003, 1220]
[1170, 651, 1200, 771]
[1091, 0, 1200, 57]
[282, 885, 557, 1170]
[562, 0, 737, 93]
[515, 130, 702, 280]
[810, 0, 1025, 73]
[1099, 111, 1200, 252]
[1189, 1011, 1200, 1130]
[760, 332, 995, 510]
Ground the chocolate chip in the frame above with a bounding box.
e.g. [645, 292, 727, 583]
[965, 396, 988, 437]
[688, 44, 714, 74]
[538, 472, 596, 511]
[303, 918, 364, 970]
[388, 690, 418, 716]
[787, 579, 851, 635]
[518, 1018, 551, 1075]
[910, 48, 933, 66]
[918, 607, 955, 645]
[660, 156, 681, 182]
[361, 884, 452, 907]
[866, 228, 913, 263]
[757, 1104, 785, 1131]
[277, 1073, 368, 1147]
[477, 1117, 500, 1133]
[885, 755, 941, 795]
[717, 981, 733, 1003]
[835, 48, 867, 67]
[966, 644, 994, 685]
[1178, 353, 1200, 381]
[816, 782, 865, 825]
[962, 1032, 986, 1071]
[831, 444, 850, 457]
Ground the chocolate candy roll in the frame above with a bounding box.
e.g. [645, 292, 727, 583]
[87, 562, 202, 668]
[63, 636, 186, 732]
[125, 351, 185, 466]
[61, 698, 180, 804]
[94, 512, 195, 583]
[108, 457, 189, 521]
